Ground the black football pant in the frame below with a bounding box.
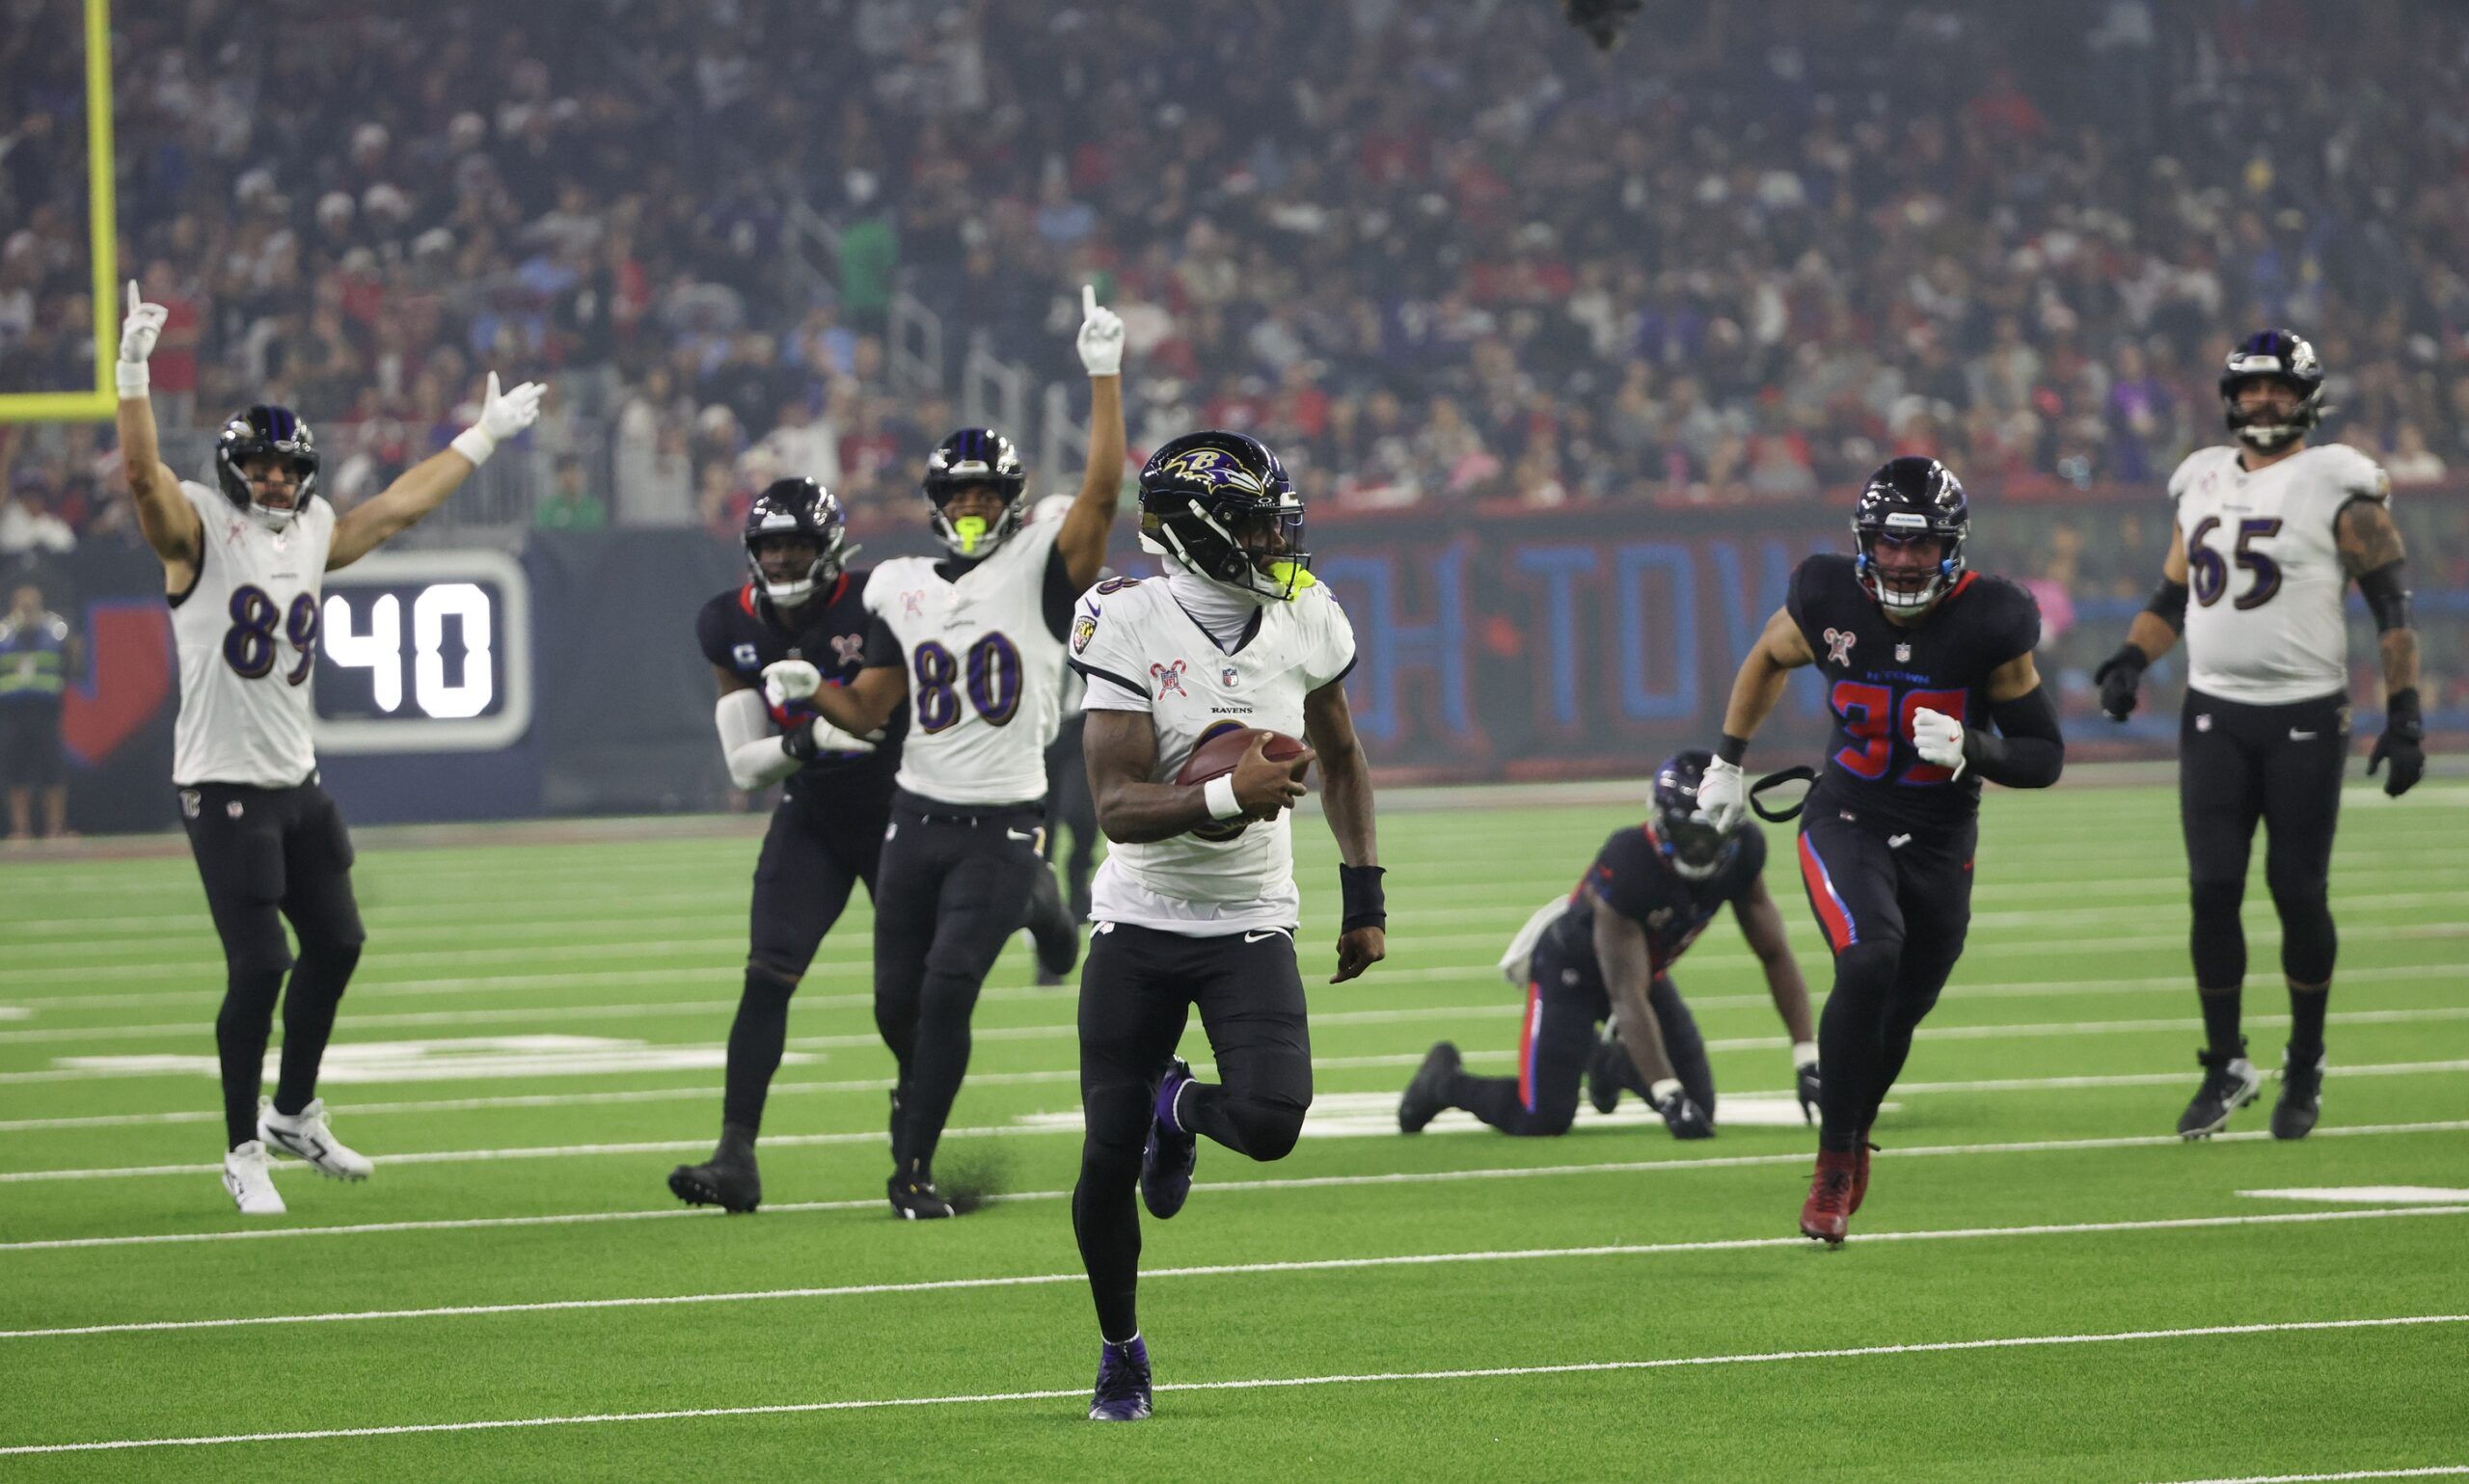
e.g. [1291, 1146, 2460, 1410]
[1796, 809, 1974, 1154]
[178, 779, 366, 1150]
[2180, 688, 2346, 993]
[720, 780, 890, 1136]
[873, 792, 1049, 1176]
[1043, 715, 1099, 920]
[1073, 921, 1313, 1343]
[1444, 936, 1713, 1135]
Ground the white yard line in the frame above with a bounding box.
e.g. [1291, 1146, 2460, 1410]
[2153, 1470, 2469, 1483]
[3, 1121, 2461, 1248]
[0, 1307, 2457, 1458]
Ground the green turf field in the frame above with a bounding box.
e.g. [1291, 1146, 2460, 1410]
[1, 780, 2464, 1481]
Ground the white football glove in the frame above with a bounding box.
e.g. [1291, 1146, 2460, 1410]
[1698, 756, 1748, 833]
[1075, 283, 1125, 377]
[1912, 706, 1967, 776]
[449, 371, 547, 466]
[118, 281, 168, 395]
[762, 659, 823, 707]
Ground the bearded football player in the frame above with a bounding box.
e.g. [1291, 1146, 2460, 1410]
[2093, 331, 2425, 1141]
[1397, 749, 1819, 1142]
[1065, 429, 1384, 1421]
[1698, 456, 2065, 1245]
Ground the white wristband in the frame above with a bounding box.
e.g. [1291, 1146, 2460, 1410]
[449, 426, 498, 467]
[1649, 1077, 1684, 1108]
[1792, 1040, 1820, 1069]
[1202, 774, 1242, 822]
[116, 361, 149, 397]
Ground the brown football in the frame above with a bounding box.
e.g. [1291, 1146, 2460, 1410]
[1175, 725, 1312, 788]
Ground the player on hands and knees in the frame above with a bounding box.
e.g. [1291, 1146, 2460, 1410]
[2092, 331, 2423, 1142]
[1697, 457, 2063, 1245]
[796, 287, 1126, 1219]
[115, 281, 543, 1214]
[1397, 750, 1818, 1142]
[667, 479, 901, 1213]
[1065, 428, 1382, 1421]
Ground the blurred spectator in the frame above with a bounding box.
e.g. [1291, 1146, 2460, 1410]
[2386, 423, 2448, 488]
[0, 580, 76, 841]
[532, 454, 608, 530]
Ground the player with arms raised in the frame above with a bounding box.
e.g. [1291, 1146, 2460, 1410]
[1063, 429, 1383, 1422]
[1697, 456, 2064, 1245]
[2093, 331, 2426, 1141]
[666, 477, 901, 1212]
[797, 287, 1124, 1219]
[115, 282, 541, 1213]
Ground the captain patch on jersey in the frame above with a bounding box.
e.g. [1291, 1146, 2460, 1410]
[1069, 575, 1355, 931]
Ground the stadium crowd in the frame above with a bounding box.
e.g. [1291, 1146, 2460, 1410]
[3, 0, 2468, 568]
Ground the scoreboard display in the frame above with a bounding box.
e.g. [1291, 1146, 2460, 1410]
[312, 551, 533, 754]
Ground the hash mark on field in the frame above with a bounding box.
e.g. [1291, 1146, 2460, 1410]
[4, 1206, 2462, 1338]
[2, 1313, 2461, 1455]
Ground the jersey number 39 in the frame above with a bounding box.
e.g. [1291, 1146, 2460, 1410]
[1831, 683, 1967, 786]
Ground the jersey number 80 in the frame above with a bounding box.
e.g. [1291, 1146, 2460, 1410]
[912, 633, 1022, 733]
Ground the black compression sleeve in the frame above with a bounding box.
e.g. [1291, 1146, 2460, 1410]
[2356, 561, 2412, 634]
[2144, 577, 2189, 633]
[1961, 685, 2065, 790]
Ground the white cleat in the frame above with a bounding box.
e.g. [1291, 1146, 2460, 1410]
[223, 1140, 287, 1215]
[258, 1097, 374, 1181]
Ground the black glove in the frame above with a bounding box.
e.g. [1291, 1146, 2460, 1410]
[2368, 688, 2426, 798]
[779, 717, 819, 764]
[2093, 644, 2148, 721]
[1653, 1088, 1714, 1141]
[1796, 1061, 1822, 1125]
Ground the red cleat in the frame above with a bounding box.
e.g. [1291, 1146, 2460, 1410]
[1850, 1127, 1878, 1216]
[1801, 1147, 1858, 1245]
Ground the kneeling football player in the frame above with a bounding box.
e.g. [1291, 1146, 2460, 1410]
[1397, 750, 1819, 1142]
[1067, 430, 1385, 1422]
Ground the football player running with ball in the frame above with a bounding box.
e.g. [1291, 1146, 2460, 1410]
[1698, 457, 2064, 1245]
[2093, 331, 2426, 1141]
[667, 478, 903, 1213]
[796, 287, 1125, 1220]
[116, 281, 542, 1213]
[1065, 430, 1384, 1421]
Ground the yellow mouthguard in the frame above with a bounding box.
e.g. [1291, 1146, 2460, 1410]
[1268, 560, 1316, 597]
[954, 515, 988, 554]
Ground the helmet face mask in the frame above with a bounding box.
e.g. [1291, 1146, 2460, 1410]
[1852, 456, 1968, 618]
[1649, 748, 1735, 880]
[2219, 330, 2325, 451]
[742, 477, 852, 607]
[214, 406, 319, 530]
[922, 429, 1027, 558]
[1137, 431, 1314, 602]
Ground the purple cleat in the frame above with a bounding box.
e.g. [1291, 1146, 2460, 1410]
[1142, 1059, 1198, 1220]
[1088, 1336, 1153, 1421]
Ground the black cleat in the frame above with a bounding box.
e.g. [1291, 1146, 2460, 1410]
[1027, 867, 1080, 984]
[668, 1151, 762, 1213]
[1088, 1336, 1153, 1421]
[2178, 1041, 2266, 1139]
[1399, 1041, 1460, 1134]
[1586, 1030, 1625, 1117]
[1142, 1059, 1199, 1220]
[887, 1171, 956, 1220]
[2271, 1045, 2323, 1141]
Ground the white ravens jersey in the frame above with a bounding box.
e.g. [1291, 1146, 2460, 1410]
[169, 480, 335, 787]
[864, 516, 1068, 805]
[1071, 575, 1357, 933]
[2168, 443, 2388, 705]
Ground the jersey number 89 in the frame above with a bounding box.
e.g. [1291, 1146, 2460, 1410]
[912, 633, 1022, 733]
[224, 585, 318, 687]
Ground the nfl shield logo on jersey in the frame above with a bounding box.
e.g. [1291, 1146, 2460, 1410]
[1895, 642, 1913, 662]
[1221, 663, 1239, 688]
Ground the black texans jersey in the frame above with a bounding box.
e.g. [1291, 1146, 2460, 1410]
[696, 570, 907, 787]
[1542, 823, 1767, 977]
[1785, 553, 2040, 835]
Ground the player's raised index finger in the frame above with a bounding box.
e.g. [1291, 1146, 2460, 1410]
[1082, 283, 1098, 317]
[126, 279, 141, 314]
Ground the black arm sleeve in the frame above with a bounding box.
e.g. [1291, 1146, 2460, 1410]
[1041, 542, 1079, 642]
[2356, 560, 2412, 634]
[2143, 577, 2189, 633]
[1961, 685, 2065, 790]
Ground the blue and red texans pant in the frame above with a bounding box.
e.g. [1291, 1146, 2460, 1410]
[1794, 806, 1976, 976]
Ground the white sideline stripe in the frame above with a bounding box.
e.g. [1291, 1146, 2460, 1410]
[2, 1214, 2461, 1345]
[5, 1316, 2462, 1459]
[4, 1316, 2463, 1458]
[14, 1056, 2464, 1135]
[2156, 1470, 2469, 1483]
[5, 1121, 2462, 1251]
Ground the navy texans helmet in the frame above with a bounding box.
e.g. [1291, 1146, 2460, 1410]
[213, 405, 319, 530]
[2219, 330, 2325, 451]
[742, 477, 854, 606]
[1852, 456, 1969, 618]
[1649, 748, 1742, 881]
[1136, 429, 1314, 602]
[921, 428, 1029, 558]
